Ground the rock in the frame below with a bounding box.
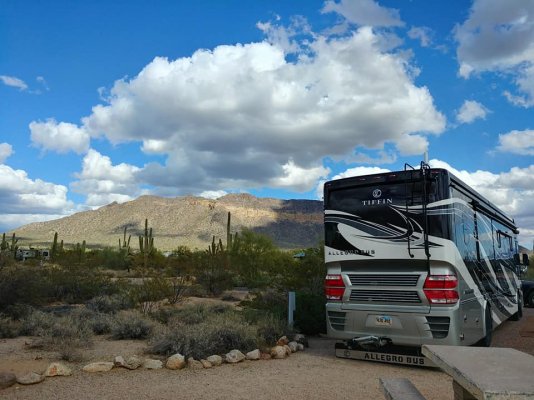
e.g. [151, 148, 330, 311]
[44, 363, 72, 377]
[200, 359, 212, 369]
[143, 359, 163, 370]
[114, 356, 127, 368]
[270, 346, 287, 359]
[166, 354, 186, 370]
[288, 341, 298, 353]
[260, 352, 272, 360]
[284, 345, 292, 356]
[16, 372, 45, 385]
[82, 362, 114, 373]
[246, 349, 261, 360]
[297, 343, 305, 352]
[125, 356, 143, 370]
[225, 349, 245, 363]
[207, 355, 223, 366]
[294, 333, 309, 347]
[276, 336, 289, 346]
[187, 358, 204, 369]
[0, 372, 17, 389]
[115, 355, 143, 370]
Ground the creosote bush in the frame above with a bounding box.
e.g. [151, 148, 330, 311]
[86, 294, 133, 314]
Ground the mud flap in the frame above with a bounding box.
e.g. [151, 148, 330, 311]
[335, 342, 435, 368]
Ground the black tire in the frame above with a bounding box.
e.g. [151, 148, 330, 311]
[478, 305, 492, 347]
[510, 293, 523, 321]
[528, 291, 534, 308]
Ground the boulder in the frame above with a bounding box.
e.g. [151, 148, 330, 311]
[16, 372, 45, 385]
[297, 343, 305, 352]
[246, 349, 261, 360]
[82, 362, 114, 373]
[276, 336, 289, 346]
[225, 350, 245, 364]
[0, 372, 16, 389]
[44, 363, 72, 377]
[143, 359, 163, 370]
[288, 341, 298, 353]
[260, 352, 272, 360]
[294, 333, 308, 347]
[284, 345, 292, 356]
[207, 355, 223, 366]
[270, 346, 287, 359]
[187, 358, 204, 370]
[115, 355, 143, 370]
[200, 359, 213, 369]
[166, 354, 186, 370]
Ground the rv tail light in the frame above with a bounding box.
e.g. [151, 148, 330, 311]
[324, 274, 345, 301]
[423, 274, 459, 304]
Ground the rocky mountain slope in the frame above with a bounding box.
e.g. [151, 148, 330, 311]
[11, 194, 324, 251]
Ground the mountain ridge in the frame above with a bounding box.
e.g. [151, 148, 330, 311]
[11, 194, 324, 251]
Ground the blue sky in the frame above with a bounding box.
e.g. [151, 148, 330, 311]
[1, 0, 533, 246]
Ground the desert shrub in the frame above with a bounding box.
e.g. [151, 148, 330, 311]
[255, 313, 289, 347]
[169, 303, 233, 326]
[195, 251, 233, 296]
[18, 310, 56, 336]
[127, 276, 175, 305]
[111, 310, 155, 340]
[241, 288, 287, 320]
[0, 315, 19, 338]
[294, 291, 326, 335]
[86, 294, 133, 314]
[149, 311, 257, 359]
[88, 312, 116, 335]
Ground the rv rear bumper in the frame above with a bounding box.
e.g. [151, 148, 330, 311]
[326, 302, 462, 346]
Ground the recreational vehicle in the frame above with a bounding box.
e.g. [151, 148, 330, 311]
[323, 163, 528, 366]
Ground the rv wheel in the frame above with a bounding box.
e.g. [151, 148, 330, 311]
[510, 293, 522, 321]
[480, 306, 492, 347]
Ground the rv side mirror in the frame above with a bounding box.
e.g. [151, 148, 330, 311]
[522, 253, 530, 266]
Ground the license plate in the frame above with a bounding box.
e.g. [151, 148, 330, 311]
[375, 315, 392, 326]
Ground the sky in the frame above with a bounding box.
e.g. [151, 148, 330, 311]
[0, 0, 533, 247]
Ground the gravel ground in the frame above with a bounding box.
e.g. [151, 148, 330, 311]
[1, 307, 533, 400]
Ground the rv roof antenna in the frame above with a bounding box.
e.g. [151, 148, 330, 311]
[423, 151, 429, 165]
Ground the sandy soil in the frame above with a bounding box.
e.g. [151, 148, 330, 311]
[1, 308, 533, 400]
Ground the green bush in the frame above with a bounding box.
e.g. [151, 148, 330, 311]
[111, 310, 155, 340]
[255, 313, 289, 347]
[241, 288, 287, 320]
[18, 310, 56, 336]
[0, 315, 19, 338]
[127, 276, 174, 305]
[88, 312, 115, 335]
[44, 265, 117, 304]
[0, 267, 47, 312]
[294, 291, 326, 335]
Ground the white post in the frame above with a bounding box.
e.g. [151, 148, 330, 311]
[288, 291, 296, 328]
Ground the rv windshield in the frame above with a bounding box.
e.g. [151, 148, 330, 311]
[327, 179, 438, 215]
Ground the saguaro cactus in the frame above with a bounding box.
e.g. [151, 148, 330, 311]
[138, 219, 155, 270]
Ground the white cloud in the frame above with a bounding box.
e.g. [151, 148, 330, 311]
[316, 166, 391, 199]
[70, 149, 141, 207]
[0, 75, 28, 91]
[322, 0, 404, 27]
[497, 129, 534, 156]
[456, 100, 489, 124]
[429, 159, 534, 245]
[270, 160, 330, 192]
[200, 190, 228, 200]
[0, 143, 13, 164]
[30, 119, 90, 154]
[455, 0, 534, 106]
[69, 23, 444, 196]
[408, 26, 433, 47]
[0, 164, 73, 215]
